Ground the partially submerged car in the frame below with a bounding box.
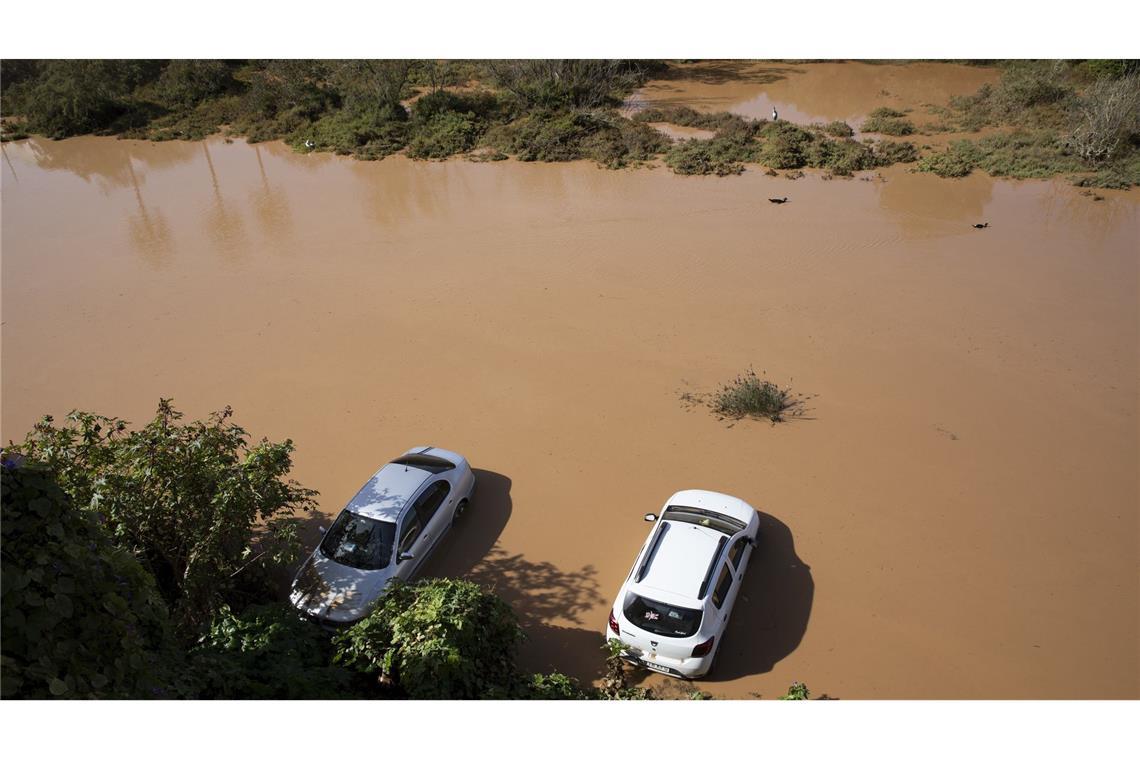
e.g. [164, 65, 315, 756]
[605, 489, 760, 679]
[290, 446, 475, 628]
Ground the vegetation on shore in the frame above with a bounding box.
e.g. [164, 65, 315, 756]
[919, 60, 1140, 187]
[2, 401, 810, 699]
[3, 59, 1133, 184]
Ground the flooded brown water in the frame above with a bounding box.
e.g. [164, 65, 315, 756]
[626, 60, 999, 134]
[3, 116, 1138, 697]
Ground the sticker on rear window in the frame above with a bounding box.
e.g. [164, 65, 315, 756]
[644, 611, 660, 621]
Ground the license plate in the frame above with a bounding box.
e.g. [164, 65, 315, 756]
[645, 661, 671, 674]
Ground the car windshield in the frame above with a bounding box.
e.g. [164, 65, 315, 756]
[319, 511, 396, 570]
[624, 593, 703, 638]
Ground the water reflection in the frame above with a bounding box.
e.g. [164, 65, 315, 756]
[201, 141, 247, 260]
[875, 168, 995, 238]
[249, 144, 292, 244]
[2, 143, 18, 183]
[125, 156, 173, 267]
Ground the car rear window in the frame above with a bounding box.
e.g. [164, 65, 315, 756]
[623, 593, 703, 638]
[390, 454, 456, 474]
[663, 505, 746, 536]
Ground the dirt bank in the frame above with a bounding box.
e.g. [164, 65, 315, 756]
[2, 133, 1136, 698]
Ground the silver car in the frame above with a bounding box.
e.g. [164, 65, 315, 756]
[289, 446, 476, 627]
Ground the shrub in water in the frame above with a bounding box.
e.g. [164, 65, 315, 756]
[710, 369, 802, 423]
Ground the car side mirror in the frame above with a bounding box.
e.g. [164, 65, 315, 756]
[644, 513, 657, 522]
[398, 551, 415, 562]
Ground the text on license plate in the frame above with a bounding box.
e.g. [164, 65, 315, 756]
[644, 661, 670, 674]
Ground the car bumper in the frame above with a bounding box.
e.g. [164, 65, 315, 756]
[606, 631, 712, 679]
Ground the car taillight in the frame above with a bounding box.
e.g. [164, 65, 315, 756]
[608, 609, 620, 635]
[691, 636, 715, 658]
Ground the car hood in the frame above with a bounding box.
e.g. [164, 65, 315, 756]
[290, 551, 394, 623]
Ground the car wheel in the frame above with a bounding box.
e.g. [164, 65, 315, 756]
[451, 499, 468, 526]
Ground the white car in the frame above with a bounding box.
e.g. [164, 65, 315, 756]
[605, 489, 760, 679]
[290, 446, 476, 628]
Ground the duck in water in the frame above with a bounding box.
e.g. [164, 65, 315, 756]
[973, 222, 989, 229]
[769, 197, 788, 204]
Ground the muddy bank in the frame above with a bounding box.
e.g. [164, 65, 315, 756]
[2, 135, 1137, 698]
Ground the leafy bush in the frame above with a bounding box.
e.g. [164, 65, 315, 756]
[916, 140, 982, 177]
[710, 369, 803, 423]
[581, 115, 668, 168]
[4, 60, 157, 137]
[805, 138, 878, 175]
[487, 60, 647, 110]
[188, 603, 355, 699]
[820, 120, 854, 138]
[407, 111, 482, 159]
[9, 400, 318, 628]
[778, 681, 811, 700]
[154, 60, 236, 109]
[872, 139, 920, 164]
[633, 106, 748, 133]
[758, 121, 814, 169]
[333, 578, 524, 699]
[862, 107, 916, 136]
[665, 136, 758, 175]
[523, 672, 595, 700]
[1, 462, 174, 698]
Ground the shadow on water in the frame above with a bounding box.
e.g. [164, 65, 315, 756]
[704, 511, 813, 683]
[420, 469, 512, 580]
[422, 469, 609, 680]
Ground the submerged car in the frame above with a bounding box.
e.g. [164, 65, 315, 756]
[290, 446, 475, 627]
[605, 489, 760, 679]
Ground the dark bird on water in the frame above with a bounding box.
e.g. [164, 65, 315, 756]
[973, 222, 989, 229]
[769, 197, 788, 204]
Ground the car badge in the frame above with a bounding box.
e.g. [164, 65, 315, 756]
[650, 641, 659, 648]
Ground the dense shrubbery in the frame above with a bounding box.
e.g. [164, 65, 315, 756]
[9, 400, 317, 629]
[188, 603, 358, 699]
[333, 578, 524, 699]
[1, 463, 174, 698]
[862, 107, 916, 136]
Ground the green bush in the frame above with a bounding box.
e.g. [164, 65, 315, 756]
[1, 462, 174, 698]
[872, 139, 920, 164]
[758, 121, 814, 169]
[333, 578, 524, 699]
[9, 400, 318, 629]
[407, 111, 482, 159]
[862, 107, 916, 136]
[820, 120, 854, 137]
[916, 140, 982, 177]
[154, 60, 236, 109]
[665, 136, 758, 175]
[805, 138, 877, 175]
[581, 115, 668, 168]
[710, 368, 803, 423]
[633, 106, 747, 133]
[188, 603, 356, 699]
[523, 672, 595, 700]
[778, 681, 811, 700]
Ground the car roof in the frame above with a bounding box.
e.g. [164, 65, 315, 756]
[344, 463, 432, 521]
[634, 522, 724, 601]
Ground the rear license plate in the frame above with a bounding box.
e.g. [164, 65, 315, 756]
[645, 661, 670, 674]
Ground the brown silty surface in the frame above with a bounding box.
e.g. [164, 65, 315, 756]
[2, 65, 1137, 698]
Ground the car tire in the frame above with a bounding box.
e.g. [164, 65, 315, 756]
[451, 499, 468, 527]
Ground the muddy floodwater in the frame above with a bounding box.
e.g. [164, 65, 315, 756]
[3, 97, 1138, 697]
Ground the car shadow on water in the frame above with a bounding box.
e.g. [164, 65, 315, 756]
[423, 470, 608, 681]
[703, 511, 813, 683]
